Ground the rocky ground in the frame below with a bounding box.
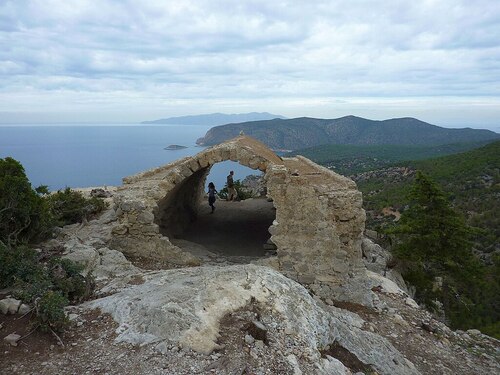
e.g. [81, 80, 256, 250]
[2, 270, 498, 375]
[1, 199, 499, 375]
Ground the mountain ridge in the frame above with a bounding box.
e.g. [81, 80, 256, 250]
[142, 112, 286, 125]
[196, 116, 500, 150]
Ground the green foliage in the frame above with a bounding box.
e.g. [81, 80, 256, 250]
[0, 245, 45, 288]
[0, 157, 100, 333]
[35, 291, 69, 332]
[305, 141, 499, 337]
[387, 172, 489, 331]
[289, 141, 492, 175]
[1, 157, 107, 247]
[217, 179, 253, 200]
[0, 242, 94, 332]
[357, 141, 500, 253]
[47, 187, 107, 226]
[0, 157, 52, 246]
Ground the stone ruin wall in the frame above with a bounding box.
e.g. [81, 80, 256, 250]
[108, 136, 366, 289]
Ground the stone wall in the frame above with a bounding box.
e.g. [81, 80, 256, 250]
[108, 136, 366, 290]
[265, 156, 365, 288]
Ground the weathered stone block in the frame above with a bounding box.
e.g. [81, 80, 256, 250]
[138, 210, 155, 224]
[112, 224, 128, 235]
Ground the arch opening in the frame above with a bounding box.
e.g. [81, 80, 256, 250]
[155, 160, 277, 262]
[156, 166, 210, 238]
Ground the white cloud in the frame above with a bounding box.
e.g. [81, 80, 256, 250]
[0, 0, 499, 127]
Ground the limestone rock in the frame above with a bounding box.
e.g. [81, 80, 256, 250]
[93, 247, 141, 280]
[0, 298, 21, 314]
[62, 241, 100, 274]
[18, 303, 30, 315]
[317, 356, 353, 375]
[362, 237, 407, 292]
[86, 264, 419, 375]
[4, 333, 21, 346]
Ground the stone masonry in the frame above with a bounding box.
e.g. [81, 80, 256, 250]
[109, 135, 366, 289]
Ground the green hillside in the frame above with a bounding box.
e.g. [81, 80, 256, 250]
[354, 141, 500, 255]
[289, 141, 492, 174]
[196, 115, 500, 150]
[348, 141, 500, 338]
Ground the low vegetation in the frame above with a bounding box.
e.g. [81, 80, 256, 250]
[217, 179, 253, 201]
[289, 141, 493, 174]
[386, 172, 499, 337]
[0, 157, 104, 332]
[300, 141, 499, 338]
[357, 141, 500, 256]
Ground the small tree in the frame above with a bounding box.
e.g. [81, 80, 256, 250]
[0, 157, 51, 247]
[217, 179, 253, 200]
[0, 157, 97, 333]
[388, 171, 483, 328]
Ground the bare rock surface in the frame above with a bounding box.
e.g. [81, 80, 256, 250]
[85, 264, 420, 375]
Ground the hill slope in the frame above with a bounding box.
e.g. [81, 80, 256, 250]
[196, 116, 499, 150]
[142, 112, 285, 125]
[289, 141, 494, 174]
[352, 141, 500, 256]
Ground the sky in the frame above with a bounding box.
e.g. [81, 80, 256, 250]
[0, 0, 499, 130]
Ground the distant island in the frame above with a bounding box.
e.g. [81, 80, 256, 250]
[142, 112, 286, 126]
[196, 115, 500, 150]
[164, 144, 187, 150]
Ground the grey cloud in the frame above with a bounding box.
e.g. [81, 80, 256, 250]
[0, 0, 499, 124]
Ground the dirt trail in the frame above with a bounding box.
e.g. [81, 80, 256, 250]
[180, 197, 276, 257]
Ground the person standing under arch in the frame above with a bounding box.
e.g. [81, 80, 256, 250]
[226, 170, 237, 201]
[207, 182, 218, 213]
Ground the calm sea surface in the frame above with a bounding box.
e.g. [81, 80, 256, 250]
[0, 124, 258, 191]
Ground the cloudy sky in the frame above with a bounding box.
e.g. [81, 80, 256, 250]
[1, 0, 499, 129]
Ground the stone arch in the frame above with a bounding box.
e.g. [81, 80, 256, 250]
[133, 136, 282, 237]
[110, 135, 366, 290]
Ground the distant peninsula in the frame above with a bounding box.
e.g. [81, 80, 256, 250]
[142, 112, 286, 126]
[164, 144, 187, 150]
[196, 115, 500, 150]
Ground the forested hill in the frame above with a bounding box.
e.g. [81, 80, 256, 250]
[354, 140, 500, 257]
[196, 116, 499, 150]
[288, 141, 494, 175]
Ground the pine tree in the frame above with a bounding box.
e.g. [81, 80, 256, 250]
[389, 171, 482, 328]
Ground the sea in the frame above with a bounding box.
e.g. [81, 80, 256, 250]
[0, 124, 260, 191]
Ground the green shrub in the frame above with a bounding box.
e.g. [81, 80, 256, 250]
[0, 157, 52, 246]
[0, 157, 99, 334]
[49, 258, 94, 303]
[387, 171, 490, 331]
[0, 244, 42, 288]
[35, 291, 69, 332]
[0, 243, 94, 333]
[218, 179, 253, 200]
[47, 187, 107, 226]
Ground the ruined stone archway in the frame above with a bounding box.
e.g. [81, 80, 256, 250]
[110, 135, 366, 288]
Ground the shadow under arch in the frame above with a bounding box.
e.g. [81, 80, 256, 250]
[119, 136, 284, 261]
[155, 160, 276, 259]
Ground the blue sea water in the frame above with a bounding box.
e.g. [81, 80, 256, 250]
[0, 124, 259, 191]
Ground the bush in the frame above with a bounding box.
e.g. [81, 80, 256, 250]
[0, 243, 94, 332]
[0, 157, 52, 246]
[47, 187, 107, 226]
[218, 179, 253, 200]
[0, 157, 99, 333]
[35, 291, 69, 332]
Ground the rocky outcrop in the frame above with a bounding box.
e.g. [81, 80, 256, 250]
[86, 264, 420, 375]
[21, 162, 496, 375]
